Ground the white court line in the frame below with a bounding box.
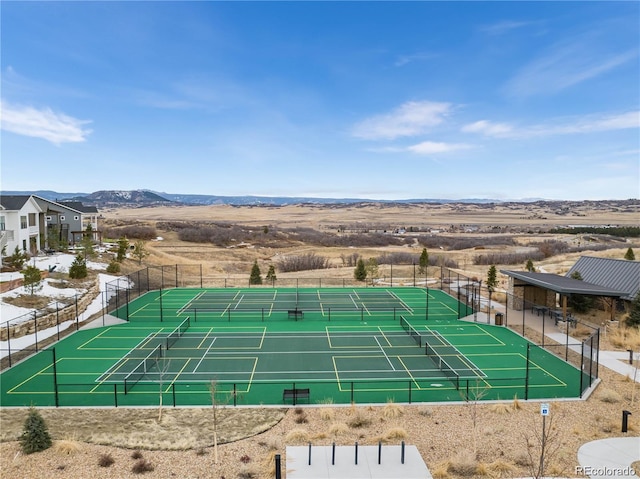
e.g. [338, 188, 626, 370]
[192, 337, 217, 373]
[374, 336, 395, 371]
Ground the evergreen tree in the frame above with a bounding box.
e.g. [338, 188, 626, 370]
[265, 264, 277, 284]
[23, 265, 43, 295]
[5, 246, 29, 271]
[106, 260, 121, 274]
[626, 291, 640, 328]
[418, 248, 429, 275]
[249, 260, 262, 285]
[354, 258, 367, 281]
[568, 271, 593, 313]
[525, 259, 536, 272]
[20, 407, 52, 454]
[69, 254, 88, 279]
[80, 224, 95, 258]
[624, 247, 635, 261]
[117, 237, 130, 262]
[486, 265, 498, 294]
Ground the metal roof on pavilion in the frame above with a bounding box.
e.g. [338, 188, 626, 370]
[500, 270, 626, 297]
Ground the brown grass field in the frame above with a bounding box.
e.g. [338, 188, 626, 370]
[2, 202, 639, 478]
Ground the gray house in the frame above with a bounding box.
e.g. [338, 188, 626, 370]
[0, 194, 99, 256]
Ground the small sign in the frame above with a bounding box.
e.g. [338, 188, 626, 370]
[540, 403, 550, 416]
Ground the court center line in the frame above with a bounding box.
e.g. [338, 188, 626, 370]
[374, 336, 395, 371]
[193, 337, 217, 373]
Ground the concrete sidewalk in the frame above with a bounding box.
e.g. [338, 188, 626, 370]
[577, 437, 640, 479]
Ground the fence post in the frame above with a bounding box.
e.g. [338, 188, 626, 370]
[33, 311, 38, 351]
[525, 344, 530, 400]
[275, 454, 282, 479]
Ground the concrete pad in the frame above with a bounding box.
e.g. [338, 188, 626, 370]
[286, 445, 432, 479]
[577, 437, 640, 479]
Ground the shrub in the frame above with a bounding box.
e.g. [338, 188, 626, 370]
[328, 422, 349, 436]
[382, 401, 404, 418]
[383, 427, 408, 440]
[294, 414, 308, 424]
[448, 450, 478, 476]
[240, 454, 251, 463]
[284, 429, 309, 443]
[98, 453, 115, 467]
[598, 389, 622, 403]
[131, 458, 154, 474]
[347, 412, 371, 429]
[68, 254, 87, 279]
[106, 260, 121, 274]
[54, 439, 81, 455]
[131, 450, 143, 459]
[20, 407, 52, 454]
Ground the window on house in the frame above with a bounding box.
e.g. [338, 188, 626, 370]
[60, 216, 65, 221]
[20, 216, 27, 229]
[0, 216, 5, 230]
[46, 216, 52, 221]
[28, 213, 36, 227]
[74, 216, 79, 221]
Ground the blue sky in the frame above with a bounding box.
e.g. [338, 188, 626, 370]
[1, 1, 638, 201]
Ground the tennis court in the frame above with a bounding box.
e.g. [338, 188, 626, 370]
[0, 287, 583, 407]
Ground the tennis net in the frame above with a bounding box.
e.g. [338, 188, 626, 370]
[400, 316, 422, 347]
[425, 342, 460, 390]
[166, 316, 191, 350]
[124, 344, 163, 394]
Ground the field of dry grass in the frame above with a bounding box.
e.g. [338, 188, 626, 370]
[2, 202, 639, 478]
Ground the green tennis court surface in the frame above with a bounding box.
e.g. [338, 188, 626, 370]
[1, 287, 583, 407]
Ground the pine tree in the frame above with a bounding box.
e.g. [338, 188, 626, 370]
[626, 291, 640, 328]
[486, 265, 498, 293]
[568, 271, 593, 313]
[624, 247, 635, 261]
[20, 407, 52, 454]
[418, 248, 429, 275]
[69, 254, 88, 279]
[265, 265, 277, 284]
[249, 260, 262, 285]
[354, 258, 367, 281]
[117, 237, 130, 262]
[525, 259, 536, 272]
[23, 265, 43, 295]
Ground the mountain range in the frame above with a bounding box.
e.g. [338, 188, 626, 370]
[1, 190, 509, 207]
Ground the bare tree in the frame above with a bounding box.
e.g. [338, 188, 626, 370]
[520, 406, 565, 478]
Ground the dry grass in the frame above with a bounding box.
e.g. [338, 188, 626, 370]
[607, 326, 640, 350]
[284, 428, 309, 443]
[598, 388, 622, 403]
[489, 403, 512, 414]
[382, 400, 404, 418]
[328, 422, 349, 437]
[53, 439, 82, 455]
[448, 450, 478, 476]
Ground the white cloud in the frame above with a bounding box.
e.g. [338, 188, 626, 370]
[352, 100, 452, 140]
[506, 35, 637, 97]
[479, 20, 532, 36]
[0, 100, 91, 144]
[394, 52, 437, 67]
[462, 120, 513, 137]
[463, 111, 638, 139]
[407, 141, 472, 155]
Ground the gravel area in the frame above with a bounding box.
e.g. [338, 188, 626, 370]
[1, 365, 638, 479]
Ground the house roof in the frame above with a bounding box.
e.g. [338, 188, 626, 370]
[567, 256, 640, 301]
[58, 201, 99, 214]
[0, 195, 32, 211]
[501, 270, 627, 297]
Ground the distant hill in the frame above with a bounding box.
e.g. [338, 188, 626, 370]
[1, 189, 507, 207]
